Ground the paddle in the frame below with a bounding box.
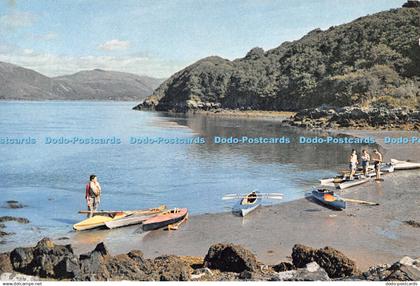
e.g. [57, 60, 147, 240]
[78, 205, 166, 215]
[342, 198, 379, 206]
[222, 193, 283, 200]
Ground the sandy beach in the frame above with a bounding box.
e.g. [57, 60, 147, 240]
[66, 129, 420, 271]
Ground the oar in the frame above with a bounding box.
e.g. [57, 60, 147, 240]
[78, 205, 166, 215]
[222, 194, 283, 200]
[342, 198, 379, 206]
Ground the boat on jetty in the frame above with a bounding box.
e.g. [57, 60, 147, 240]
[232, 191, 262, 217]
[311, 188, 346, 210]
[391, 159, 420, 170]
[142, 208, 188, 231]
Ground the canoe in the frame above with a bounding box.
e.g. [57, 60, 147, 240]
[105, 213, 157, 229]
[311, 189, 346, 210]
[232, 191, 262, 217]
[142, 208, 188, 231]
[337, 177, 370, 190]
[73, 212, 126, 231]
[391, 159, 420, 170]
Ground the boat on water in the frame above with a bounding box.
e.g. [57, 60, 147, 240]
[232, 191, 262, 217]
[73, 212, 126, 231]
[311, 188, 346, 210]
[142, 208, 188, 231]
[391, 159, 420, 170]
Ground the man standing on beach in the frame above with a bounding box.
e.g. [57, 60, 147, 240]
[349, 149, 358, 180]
[361, 149, 370, 177]
[372, 149, 383, 180]
[85, 174, 101, 217]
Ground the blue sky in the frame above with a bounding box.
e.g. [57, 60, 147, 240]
[0, 0, 405, 78]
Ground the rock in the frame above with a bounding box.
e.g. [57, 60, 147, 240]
[204, 243, 258, 273]
[191, 267, 213, 280]
[78, 242, 110, 280]
[270, 265, 330, 281]
[362, 257, 420, 281]
[0, 253, 12, 274]
[0, 272, 40, 281]
[272, 261, 295, 272]
[3, 201, 25, 209]
[306, 262, 320, 272]
[0, 216, 30, 224]
[292, 244, 360, 278]
[404, 220, 420, 228]
[153, 255, 190, 281]
[10, 237, 79, 279]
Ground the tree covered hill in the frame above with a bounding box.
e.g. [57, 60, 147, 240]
[135, 5, 420, 112]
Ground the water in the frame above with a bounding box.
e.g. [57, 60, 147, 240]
[0, 101, 371, 249]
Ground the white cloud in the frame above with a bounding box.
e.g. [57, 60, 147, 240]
[33, 32, 58, 41]
[98, 39, 130, 51]
[0, 11, 36, 29]
[0, 49, 189, 78]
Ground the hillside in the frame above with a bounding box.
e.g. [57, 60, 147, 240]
[0, 62, 163, 101]
[134, 6, 420, 112]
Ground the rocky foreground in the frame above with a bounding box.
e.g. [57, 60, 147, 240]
[0, 238, 418, 281]
[282, 106, 420, 131]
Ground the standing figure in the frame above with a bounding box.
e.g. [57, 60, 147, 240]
[85, 174, 101, 218]
[349, 149, 358, 180]
[361, 149, 370, 177]
[372, 149, 383, 180]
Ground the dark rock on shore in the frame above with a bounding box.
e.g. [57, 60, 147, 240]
[3, 201, 25, 209]
[292, 244, 360, 278]
[203, 243, 259, 273]
[283, 106, 420, 130]
[362, 257, 420, 281]
[1, 238, 418, 281]
[0, 252, 13, 274]
[404, 220, 420, 228]
[0, 216, 30, 224]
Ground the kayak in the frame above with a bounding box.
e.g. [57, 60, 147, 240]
[78, 205, 166, 216]
[391, 159, 420, 170]
[337, 177, 370, 190]
[73, 212, 126, 231]
[232, 191, 262, 217]
[105, 213, 157, 229]
[320, 171, 378, 187]
[142, 208, 188, 231]
[311, 188, 346, 210]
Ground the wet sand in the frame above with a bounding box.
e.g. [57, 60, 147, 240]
[68, 130, 420, 271]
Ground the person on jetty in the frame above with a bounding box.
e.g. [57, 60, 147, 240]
[85, 174, 101, 217]
[349, 149, 358, 180]
[372, 149, 383, 180]
[361, 149, 370, 177]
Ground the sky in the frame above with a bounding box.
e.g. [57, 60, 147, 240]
[0, 0, 406, 78]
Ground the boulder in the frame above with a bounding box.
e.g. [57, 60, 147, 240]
[152, 255, 190, 281]
[204, 243, 258, 273]
[272, 261, 295, 272]
[0, 253, 12, 274]
[363, 257, 420, 281]
[292, 244, 360, 278]
[10, 237, 79, 279]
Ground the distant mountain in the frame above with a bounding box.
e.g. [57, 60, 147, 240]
[0, 62, 163, 101]
[135, 5, 420, 112]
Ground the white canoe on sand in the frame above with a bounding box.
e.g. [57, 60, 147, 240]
[391, 159, 420, 170]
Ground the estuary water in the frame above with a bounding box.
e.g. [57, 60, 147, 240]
[0, 101, 371, 249]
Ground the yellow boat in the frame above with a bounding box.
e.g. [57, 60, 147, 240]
[73, 213, 126, 231]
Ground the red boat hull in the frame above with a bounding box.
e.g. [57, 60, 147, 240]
[142, 208, 188, 231]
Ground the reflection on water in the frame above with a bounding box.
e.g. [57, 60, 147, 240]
[0, 101, 376, 250]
